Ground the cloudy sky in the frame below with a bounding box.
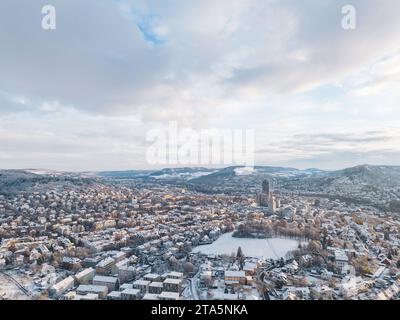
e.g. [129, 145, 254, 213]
[1, 0, 400, 171]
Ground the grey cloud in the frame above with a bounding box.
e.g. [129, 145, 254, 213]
[224, 0, 400, 94]
[279, 149, 400, 170]
[256, 131, 393, 154]
[0, 0, 167, 115]
[289, 133, 392, 145]
[2, 0, 400, 118]
[1, 1, 400, 170]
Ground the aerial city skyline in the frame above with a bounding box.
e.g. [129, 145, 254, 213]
[2, 166, 400, 302]
[1, 0, 400, 306]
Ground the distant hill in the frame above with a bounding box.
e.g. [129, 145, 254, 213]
[0, 170, 97, 196]
[188, 166, 323, 186]
[3, 165, 400, 211]
[98, 167, 216, 182]
[148, 167, 217, 181]
[297, 165, 400, 190]
[98, 170, 154, 179]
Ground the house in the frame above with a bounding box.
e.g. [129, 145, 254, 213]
[75, 268, 95, 284]
[285, 260, 299, 274]
[282, 286, 310, 300]
[74, 293, 99, 300]
[340, 276, 366, 299]
[112, 258, 129, 274]
[118, 266, 135, 283]
[62, 257, 81, 271]
[77, 285, 108, 299]
[48, 276, 75, 298]
[321, 269, 334, 280]
[334, 250, 349, 273]
[224, 270, 246, 285]
[310, 285, 332, 300]
[243, 262, 258, 276]
[163, 278, 182, 293]
[96, 257, 116, 275]
[107, 291, 122, 300]
[144, 273, 161, 282]
[159, 291, 180, 300]
[133, 279, 150, 294]
[375, 282, 400, 300]
[149, 282, 164, 294]
[93, 275, 119, 291]
[200, 270, 212, 285]
[83, 256, 102, 268]
[142, 293, 159, 300]
[119, 283, 133, 291]
[300, 254, 313, 266]
[121, 288, 141, 300]
[165, 271, 184, 280]
[211, 291, 238, 300]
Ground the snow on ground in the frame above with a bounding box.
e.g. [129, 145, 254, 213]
[0, 273, 31, 300]
[24, 169, 60, 175]
[192, 232, 300, 259]
[234, 167, 255, 176]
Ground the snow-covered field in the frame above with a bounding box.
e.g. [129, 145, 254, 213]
[192, 232, 300, 259]
[0, 273, 32, 300]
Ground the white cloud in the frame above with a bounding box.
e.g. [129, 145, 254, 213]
[1, 0, 400, 169]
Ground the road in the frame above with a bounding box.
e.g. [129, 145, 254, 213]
[188, 271, 200, 300]
[0, 271, 34, 300]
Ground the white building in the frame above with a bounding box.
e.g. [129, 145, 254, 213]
[334, 250, 349, 273]
[49, 276, 75, 298]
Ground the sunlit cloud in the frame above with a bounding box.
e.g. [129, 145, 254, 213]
[1, 0, 400, 170]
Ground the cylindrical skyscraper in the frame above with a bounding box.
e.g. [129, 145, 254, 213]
[262, 179, 270, 194]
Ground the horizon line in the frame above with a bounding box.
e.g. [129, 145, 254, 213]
[1, 163, 399, 174]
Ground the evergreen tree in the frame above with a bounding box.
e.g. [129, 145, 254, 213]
[237, 246, 245, 270]
[237, 246, 243, 259]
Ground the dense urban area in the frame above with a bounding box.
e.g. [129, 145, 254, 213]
[1, 165, 400, 300]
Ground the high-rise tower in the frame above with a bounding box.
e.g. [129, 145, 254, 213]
[257, 179, 277, 213]
[262, 179, 271, 195]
